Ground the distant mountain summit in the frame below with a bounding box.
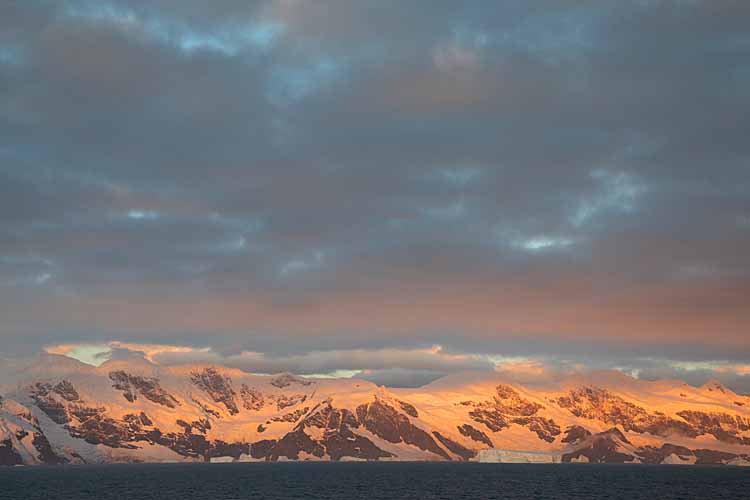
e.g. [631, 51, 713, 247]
[1, 356, 749, 466]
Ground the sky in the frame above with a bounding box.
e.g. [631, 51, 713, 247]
[1, 1, 749, 390]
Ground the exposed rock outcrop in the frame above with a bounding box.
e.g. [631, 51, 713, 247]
[239, 385, 264, 411]
[357, 399, 450, 459]
[275, 394, 307, 411]
[398, 400, 418, 418]
[561, 425, 592, 445]
[457, 424, 494, 447]
[270, 374, 314, 389]
[29, 383, 70, 424]
[190, 368, 239, 415]
[109, 371, 179, 408]
[557, 387, 750, 445]
[270, 407, 309, 424]
[464, 385, 560, 442]
[32, 432, 66, 464]
[433, 431, 475, 460]
[676, 410, 750, 445]
[558, 387, 696, 438]
[562, 428, 635, 463]
[0, 439, 23, 466]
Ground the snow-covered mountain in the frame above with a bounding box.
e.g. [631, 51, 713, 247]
[1, 354, 749, 466]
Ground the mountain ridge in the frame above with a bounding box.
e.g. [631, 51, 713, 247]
[1, 355, 749, 466]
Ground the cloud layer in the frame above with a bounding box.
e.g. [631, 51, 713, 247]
[42, 341, 750, 392]
[2, 1, 749, 388]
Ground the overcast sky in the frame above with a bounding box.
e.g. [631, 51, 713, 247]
[1, 1, 749, 389]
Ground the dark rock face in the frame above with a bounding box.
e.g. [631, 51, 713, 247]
[109, 373, 136, 402]
[190, 368, 239, 415]
[676, 410, 750, 445]
[562, 428, 635, 464]
[29, 380, 81, 405]
[433, 432, 475, 460]
[240, 385, 308, 412]
[560, 388, 641, 419]
[250, 439, 277, 459]
[275, 394, 307, 411]
[250, 401, 399, 461]
[67, 404, 140, 449]
[468, 407, 508, 432]
[398, 401, 418, 418]
[323, 425, 392, 461]
[357, 400, 450, 459]
[312, 403, 393, 460]
[0, 439, 23, 466]
[175, 418, 211, 435]
[109, 371, 179, 408]
[267, 402, 390, 461]
[268, 428, 325, 460]
[520, 417, 561, 443]
[270, 374, 313, 389]
[192, 418, 211, 434]
[239, 385, 265, 411]
[63, 404, 207, 456]
[302, 403, 393, 461]
[494, 385, 543, 415]
[693, 449, 741, 465]
[464, 385, 560, 442]
[138, 412, 153, 426]
[561, 425, 592, 444]
[147, 415, 249, 461]
[153, 428, 210, 459]
[36, 399, 68, 424]
[637, 443, 747, 465]
[558, 387, 647, 425]
[52, 381, 80, 402]
[192, 400, 221, 418]
[270, 407, 309, 424]
[29, 383, 69, 424]
[558, 387, 696, 438]
[209, 440, 249, 460]
[458, 424, 494, 448]
[637, 443, 695, 464]
[32, 432, 66, 464]
[305, 403, 359, 430]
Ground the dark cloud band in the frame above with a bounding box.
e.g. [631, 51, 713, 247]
[1, 1, 749, 388]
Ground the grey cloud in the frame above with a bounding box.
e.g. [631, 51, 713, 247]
[358, 369, 449, 388]
[0, 1, 748, 387]
[151, 346, 492, 377]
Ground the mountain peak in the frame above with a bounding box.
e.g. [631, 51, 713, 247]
[700, 379, 731, 394]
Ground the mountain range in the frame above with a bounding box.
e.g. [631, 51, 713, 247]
[1, 354, 749, 466]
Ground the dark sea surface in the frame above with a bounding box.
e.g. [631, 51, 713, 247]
[0, 462, 748, 500]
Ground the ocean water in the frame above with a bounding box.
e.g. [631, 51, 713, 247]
[0, 462, 748, 500]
